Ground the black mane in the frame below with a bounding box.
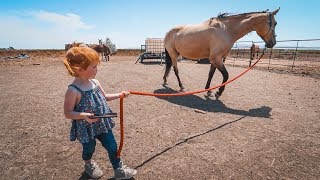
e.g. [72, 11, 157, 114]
[216, 9, 269, 19]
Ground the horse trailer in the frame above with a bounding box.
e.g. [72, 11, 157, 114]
[135, 38, 165, 64]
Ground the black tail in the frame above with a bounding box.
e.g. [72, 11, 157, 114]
[164, 48, 172, 71]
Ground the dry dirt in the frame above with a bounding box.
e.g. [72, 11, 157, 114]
[0, 52, 319, 180]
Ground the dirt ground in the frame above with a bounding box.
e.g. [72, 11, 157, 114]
[0, 54, 319, 180]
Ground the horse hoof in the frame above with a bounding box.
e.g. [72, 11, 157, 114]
[207, 91, 214, 97]
[180, 88, 186, 92]
[215, 92, 220, 99]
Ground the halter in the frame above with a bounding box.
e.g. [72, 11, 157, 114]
[263, 13, 276, 39]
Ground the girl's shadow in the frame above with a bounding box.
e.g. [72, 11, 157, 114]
[132, 87, 272, 170]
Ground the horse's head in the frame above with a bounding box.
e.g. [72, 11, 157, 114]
[98, 39, 103, 45]
[255, 8, 280, 48]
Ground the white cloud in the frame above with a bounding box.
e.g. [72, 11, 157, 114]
[30, 10, 94, 30]
[0, 11, 95, 49]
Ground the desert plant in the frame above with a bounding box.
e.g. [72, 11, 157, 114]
[105, 38, 116, 53]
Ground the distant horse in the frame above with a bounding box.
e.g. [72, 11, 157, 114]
[250, 43, 260, 60]
[67, 42, 111, 61]
[90, 44, 111, 61]
[65, 42, 87, 51]
[97, 39, 111, 61]
[163, 8, 280, 98]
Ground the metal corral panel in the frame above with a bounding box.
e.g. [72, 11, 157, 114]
[145, 38, 164, 53]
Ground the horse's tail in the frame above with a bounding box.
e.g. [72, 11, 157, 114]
[164, 48, 172, 70]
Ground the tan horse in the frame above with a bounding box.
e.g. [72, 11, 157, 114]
[163, 8, 280, 98]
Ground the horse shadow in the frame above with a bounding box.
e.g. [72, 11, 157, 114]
[153, 86, 272, 118]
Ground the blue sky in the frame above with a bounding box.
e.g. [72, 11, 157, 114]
[0, 0, 319, 49]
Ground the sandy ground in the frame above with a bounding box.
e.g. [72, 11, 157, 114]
[0, 55, 319, 180]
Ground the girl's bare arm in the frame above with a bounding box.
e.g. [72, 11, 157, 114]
[93, 79, 128, 101]
[64, 87, 98, 123]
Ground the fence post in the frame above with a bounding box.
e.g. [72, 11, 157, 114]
[292, 41, 299, 71]
[233, 42, 238, 66]
[249, 42, 254, 67]
[268, 48, 272, 70]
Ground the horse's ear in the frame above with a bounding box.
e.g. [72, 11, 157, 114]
[272, 7, 280, 15]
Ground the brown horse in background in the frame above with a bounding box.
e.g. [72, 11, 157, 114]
[67, 42, 111, 61]
[163, 8, 280, 98]
[65, 42, 87, 51]
[90, 44, 111, 61]
[250, 43, 260, 60]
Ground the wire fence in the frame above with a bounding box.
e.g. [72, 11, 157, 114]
[226, 39, 320, 78]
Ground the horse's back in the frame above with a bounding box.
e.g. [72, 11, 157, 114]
[164, 23, 209, 54]
[164, 19, 232, 60]
[164, 25, 185, 42]
[179, 25, 226, 59]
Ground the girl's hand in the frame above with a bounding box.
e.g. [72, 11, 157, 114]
[82, 113, 99, 124]
[120, 91, 130, 98]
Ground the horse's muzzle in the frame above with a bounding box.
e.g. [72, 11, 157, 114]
[265, 39, 276, 48]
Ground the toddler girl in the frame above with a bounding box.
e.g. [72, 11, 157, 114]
[63, 46, 136, 179]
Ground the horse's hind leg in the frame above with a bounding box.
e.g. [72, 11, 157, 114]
[173, 66, 184, 91]
[215, 65, 229, 99]
[163, 49, 172, 85]
[205, 64, 216, 96]
[163, 48, 182, 89]
[163, 66, 171, 86]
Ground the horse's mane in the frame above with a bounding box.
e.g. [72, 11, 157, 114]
[208, 9, 269, 27]
[216, 9, 269, 19]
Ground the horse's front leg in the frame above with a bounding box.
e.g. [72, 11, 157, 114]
[205, 64, 216, 97]
[215, 64, 229, 99]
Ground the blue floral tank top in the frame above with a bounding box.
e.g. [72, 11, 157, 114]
[69, 80, 115, 143]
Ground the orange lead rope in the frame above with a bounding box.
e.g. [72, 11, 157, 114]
[116, 49, 265, 157]
[116, 94, 125, 158]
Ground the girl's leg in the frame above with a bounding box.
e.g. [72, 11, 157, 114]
[97, 131, 120, 170]
[81, 138, 103, 179]
[81, 138, 97, 162]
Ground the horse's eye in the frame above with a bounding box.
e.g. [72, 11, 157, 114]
[275, 22, 277, 26]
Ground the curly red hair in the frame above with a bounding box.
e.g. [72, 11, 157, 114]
[63, 47, 100, 77]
